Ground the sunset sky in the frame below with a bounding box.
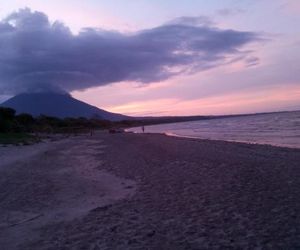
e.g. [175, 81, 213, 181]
[0, 0, 299, 116]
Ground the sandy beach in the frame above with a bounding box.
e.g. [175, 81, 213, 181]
[1, 131, 300, 249]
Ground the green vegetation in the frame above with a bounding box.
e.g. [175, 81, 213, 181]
[0, 106, 210, 145]
[0, 107, 117, 145]
[0, 133, 39, 145]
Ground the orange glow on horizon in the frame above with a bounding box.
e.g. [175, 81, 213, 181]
[104, 84, 300, 116]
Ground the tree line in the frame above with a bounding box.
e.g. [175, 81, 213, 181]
[0, 107, 115, 134]
[0, 106, 211, 135]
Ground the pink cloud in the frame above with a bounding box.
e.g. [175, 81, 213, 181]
[283, 0, 300, 14]
[102, 85, 300, 116]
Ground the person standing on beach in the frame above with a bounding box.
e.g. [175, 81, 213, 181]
[142, 126, 145, 133]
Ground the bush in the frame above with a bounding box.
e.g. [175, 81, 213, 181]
[0, 107, 17, 132]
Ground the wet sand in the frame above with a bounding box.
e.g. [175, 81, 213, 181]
[1, 132, 300, 249]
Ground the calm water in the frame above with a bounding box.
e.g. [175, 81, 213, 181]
[128, 111, 300, 149]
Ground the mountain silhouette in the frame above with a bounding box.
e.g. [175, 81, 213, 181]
[0, 92, 129, 121]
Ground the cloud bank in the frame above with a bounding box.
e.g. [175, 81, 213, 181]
[0, 8, 262, 95]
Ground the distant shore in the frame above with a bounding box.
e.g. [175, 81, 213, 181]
[1, 131, 300, 249]
[127, 110, 300, 150]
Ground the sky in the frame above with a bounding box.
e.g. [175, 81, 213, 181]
[0, 0, 299, 116]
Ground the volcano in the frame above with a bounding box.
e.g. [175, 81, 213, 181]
[0, 92, 129, 121]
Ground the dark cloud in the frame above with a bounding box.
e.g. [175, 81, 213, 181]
[0, 8, 262, 95]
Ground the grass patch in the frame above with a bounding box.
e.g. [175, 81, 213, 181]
[0, 133, 40, 145]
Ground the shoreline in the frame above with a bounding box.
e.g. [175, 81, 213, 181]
[126, 110, 300, 150]
[164, 132, 300, 150]
[2, 130, 299, 151]
[1, 131, 300, 249]
[127, 130, 300, 150]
